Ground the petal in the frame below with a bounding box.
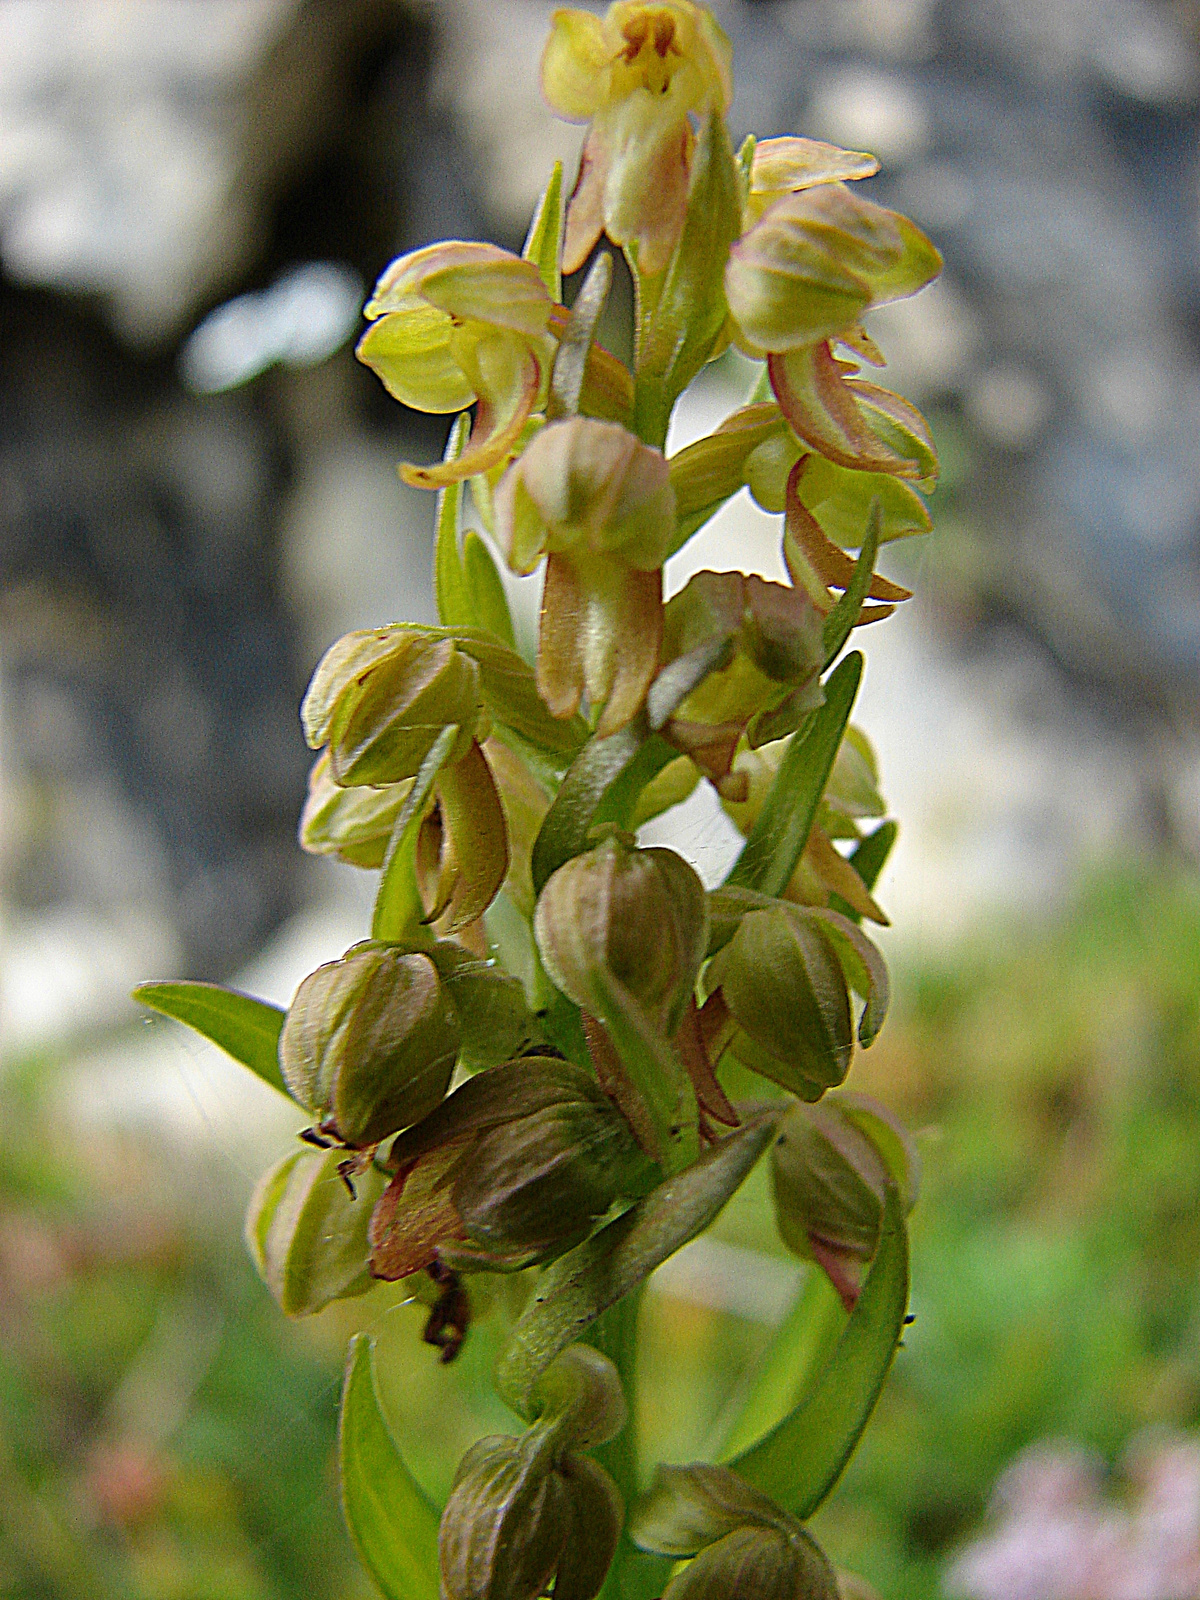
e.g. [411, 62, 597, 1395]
[601, 101, 691, 274]
[429, 740, 510, 932]
[844, 379, 939, 485]
[693, 6, 734, 111]
[541, 8, 608, 119]
[537, 552, 588, 720]
[800, 824, 889, 926]
[750, 135, 878, 199]
[368, 1144, 471, 1281]
[585, 562, 662, 737]
[796, 453, 932, 546]
[535, 551, 673, 735]
[493, 464, 550, 575]
[563, 127, 608, 275]
[784, 460, 911, 601]
[355, 306, 476, 413]
[401, 338, 542, 489]
[369, 241, 551, 339]
[770, 343, 934, 478]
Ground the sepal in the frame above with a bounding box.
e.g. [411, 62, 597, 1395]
[279, 946, 459, 1148]
[245, 1147, 384, 1316]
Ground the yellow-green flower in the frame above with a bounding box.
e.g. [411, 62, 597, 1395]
[494, 416, 675, 736]
[542, 1, 732, 274]
[356, 241, 554, 488]
[725, 179, 941, 479]
[742, 135, 879, 230]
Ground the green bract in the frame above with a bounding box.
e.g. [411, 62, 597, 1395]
[136, 5, 939, 1595]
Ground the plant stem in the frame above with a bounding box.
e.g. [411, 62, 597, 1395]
[589, 1286, 672, 1600]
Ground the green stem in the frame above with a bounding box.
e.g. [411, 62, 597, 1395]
[632, 374, 671, 453]
[588, 1286, 671, 1600]
[588, 1285, 642, 1504]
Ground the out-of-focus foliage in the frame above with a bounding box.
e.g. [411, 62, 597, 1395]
[0, 1072, 372, 1600]
[6, 863, 1200, 1597]
[635, 863, 1200, 1600]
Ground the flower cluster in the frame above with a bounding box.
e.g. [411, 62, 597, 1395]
[137, 5, 942, 1597]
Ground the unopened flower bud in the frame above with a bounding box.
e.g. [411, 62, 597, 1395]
[494, 417, 675, 736]
[370, 1057, 655, 1278]
[301, 627, 480, 786]
[244, 1146, 384, 1316]
[663, 1525, 839, 1600]
[439, 1428, 572, 1600]
[726, 183, 940, 356]
[707, 904, 852, 1097]
[772, 1092, 918, 1308]
[534, 836, 707, 1035]
[631, 1463, 838, 1600]
[279, 946, 460, 1149]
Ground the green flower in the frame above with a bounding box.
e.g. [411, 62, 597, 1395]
[542, 1, 732, 273]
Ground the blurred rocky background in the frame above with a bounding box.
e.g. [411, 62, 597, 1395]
[1, 2, 1200, 1597]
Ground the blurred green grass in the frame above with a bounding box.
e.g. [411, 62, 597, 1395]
[4, 861, 1200, 1598]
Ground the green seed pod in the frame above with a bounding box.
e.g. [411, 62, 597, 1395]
[771, 1092, 919, 1306]
[438, 1428, 572, 1600]
[244, 1147, 384, 1316]
[534, 836, 708, 1035]
[438, 1391, 624, 1600]
[301, 627, 481, 786]
[662, 1525, 839, 1600]
[631, 1463, 838, 1600]
[279, 946, 460, 1148]
[708, 904, 852, 1098]
[450, 1090, 641, 1260]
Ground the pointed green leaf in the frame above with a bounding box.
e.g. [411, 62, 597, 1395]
[434, 415, 472, 630]
[822, 502, 881, 669]
[523, 161, 565, 302]
[712, 1269, 845, 1462]
[633, 111, 744, 447]
[461, 530, 516, 648]
[372, 723, 460, 943]
[496, 1113, 781, 1415]
[133, 981, 288, 1098]
[340, 1334, 442, 1600]
[531, 720, 645, 897]
[727, 1186, 908, 1518]
[548, 250, 613, 421]
[725, 652, 862, 899]
[592, 970, 699, 1176]
[849, 819, 897, 894]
